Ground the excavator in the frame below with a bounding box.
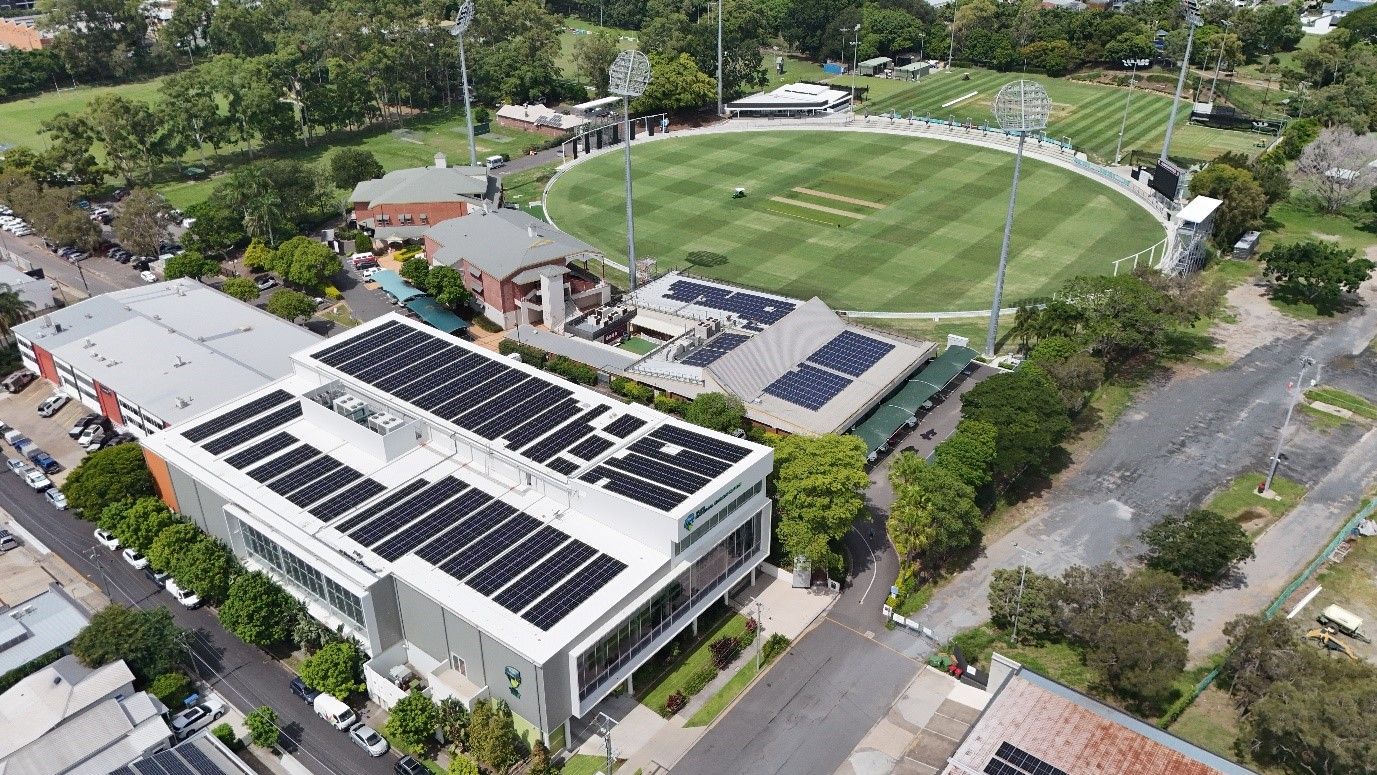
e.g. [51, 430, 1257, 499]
[1305, 627, 1359, 660]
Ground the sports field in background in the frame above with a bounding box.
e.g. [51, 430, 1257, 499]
[546, 131, 1164, 313]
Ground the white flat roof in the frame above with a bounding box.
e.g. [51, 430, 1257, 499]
[1177, 196, 1223, 224]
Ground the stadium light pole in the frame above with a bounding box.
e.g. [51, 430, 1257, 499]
[1161, 7, 1201, 165]
[1263, 356, 1317, 494]
[1113, 58, 1144, 165]
[1208, 20, 1231, 104]
[849, 24, 861, 108]
[609, 50, 652, 292]
[984, 80, 1050, 359]
[449, 0, 478, 168]
[716, 0, 724, 117]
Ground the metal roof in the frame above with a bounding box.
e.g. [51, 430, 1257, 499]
[369, 270, 426, 303]
[350, 165, 488, 207]
[0, 584, 89, 675]
[404, 296, 469, 334]
[425, 208, 597, 280]
[851, 345, 978, 453]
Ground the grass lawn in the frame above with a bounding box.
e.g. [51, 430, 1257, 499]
[556, 17, 638, 79]
[950, 624, 1095, 694]
[547, 131, 1163, 313]
[1305, 386, 1377, 420]
[562, 753, 618, 775]
[1262, 201, 1377, 256]
[1204, 473, 1307, 538]
[634, 607, 747, 716]
[619, 336, 658, 355]
[1168, 686, 1245, 761]
[863, 314, 1014, 353]
[1306, 522, 1377, 661]
[684, 643, 785, 728]
[0, 77, 166, 151]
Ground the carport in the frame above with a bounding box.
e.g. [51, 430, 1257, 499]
[370, 270, 425, 304]
[404, 296, 469, 336]
[852, 345, 979, 458]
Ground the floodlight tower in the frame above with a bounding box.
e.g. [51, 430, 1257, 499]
[449, 0, 478, 168]
[1161, 1, 1202, 164]
[984, 80, 1050, 358]
[609, 50, 652, 292]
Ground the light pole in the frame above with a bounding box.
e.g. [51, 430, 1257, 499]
[1161, 8, 1201, 164]
[596, 713, 617, 775]
[1114, 58, 1145, 165]
[1262, 356, 1318, 494]
[849, 24, 861, 109]
[86, 546, 111, 600]
[609, 50, 652, 292]
[984, 80, 1050, 358]
[1208, 21, 1231, 103]
[449, 0, 478, 168]
[752, 599, 764, 671]
[716, 0, 724, 117]
[947, 13, 956, 68]
[1009, 543, 1042, 644]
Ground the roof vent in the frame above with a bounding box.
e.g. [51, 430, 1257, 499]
[52, 676, 61, 686]
[173, 355, 188, 368]
[174, 396, 191, 409]
[367, 412, 405, 435]
[82, 338, 94, 348]
[239, 325, 252, 332]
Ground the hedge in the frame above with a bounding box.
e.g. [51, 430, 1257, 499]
[498, 339, 549, 365]
[611, 377, 654, 404]
[0, 648, 63, 693]
[546, 356, 598, 386]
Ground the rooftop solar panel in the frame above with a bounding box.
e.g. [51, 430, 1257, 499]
[181, 390, 292, 442]
[266, 456, 341, 495]
[333, 479, 430, 533]
[246, 444, 318, 483]
[648, 424, 750, 463]
[224, 431, 296, 468]
[603, 415, 647, 438]
[202, 403, 303, 455]
[311, 319, 403, 363]
[547, 457, 580, 476]
[805, 330, 896, 377]
[350, 477, 469, 548]
[604, 452, 711, 494]
[630, 437, 732, 479]
[521, 554, 627, 629]
[681, 332, 751, 367]
[372, 490, 490, 562]
[312, 479, 388, 521]
[762, 364, 852, 411]
[501, 397, 583, 450]
[178, 743, 229, 775]
[466, 526, 569, 596]
[438, 512, 541, 581]
[313, 320, 408, 367]
[495, 541, 598, 613]
[662, 280, 796, 326]
[581, 464, 686, 511]
[413, 497, 513, 564]
[568, 434, 613, 461]
[283, 464, 366, 507]
[522, 404, 609, 463]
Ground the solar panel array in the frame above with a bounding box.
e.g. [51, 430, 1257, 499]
[112, 741, 233, 775]
[661, 280, 796, 326]
[984, 743, 1068, 775]
[763, 364, 853, 410]
[180, 389, 292, 441]
[581, 424, 751, 512]
[805, 331, 895, 377]
[681, 332, 750, 367]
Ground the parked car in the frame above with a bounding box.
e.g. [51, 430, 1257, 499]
[44, 488, 68, 509]
[349, 724, 389, 757]
[83, 431, 107, 451]
[0, 529, 18, 552]
[313, 694, 357, 731]
[121, 547, 149, 569]
[361, 266, 381, 279]
[140, 270, 158, 283]
[290, 676, 322, 704]
[4, 430, 29, 448]
[77, 424, 104, 447]
[6, 458, 28, 476]
[28, 451, 60, 474]
[112, 187, 130, 201]
[145, 566, 171, 588]
[1, 370, 35, 393]
[37, 394, 69, 417]
[94, 528, 120, 550]
[165, 577, 202, 609]
[170, 696, 228, 740]
[69, 413, 101, 438]
[255, 275, 278, 291]
[395, 757, 429, 775]
[23, 469, 51, 491]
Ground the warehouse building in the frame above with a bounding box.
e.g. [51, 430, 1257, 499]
[142, 314, 773, 751]
[12, 280, 319, 437]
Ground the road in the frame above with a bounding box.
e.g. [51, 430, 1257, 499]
[0, 474, 394, 775]
[0, 232, 143, 299]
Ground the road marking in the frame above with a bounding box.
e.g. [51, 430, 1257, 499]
[824, 615, 921, 662]
[854, 526, 879, 606]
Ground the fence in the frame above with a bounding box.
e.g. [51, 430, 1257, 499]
[1110, 239, 1170, 275]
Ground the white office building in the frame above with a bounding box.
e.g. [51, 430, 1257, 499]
[142, 314, 773, 751]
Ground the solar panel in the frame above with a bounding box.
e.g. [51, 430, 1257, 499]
[181, 390, 292, 441]
[502, 398, 583, 449]
[495, 540, 598, 613]
[603, 415, 647, 438]
[547, 457, 580, 475]
[312, 479, 388, 521]
[469, 382, 573, 440]
[333, 330, 433, 380]
[991, 743, 1068, 775]
[681, 332, 751, 367]
[246, 445, 318, 483]
[334, 479, 431, 533]
[604, 452, 711, 494]
[203, 403, 303, 455]
[392, 352, 484, 401]
[630, 438, 732, 478]
[177, 743, 228, 775]
[649, 425, 750, 463]
[521, 554, 627, 629]
[441, 369, 527, 422]
[156, 751, 197, 775]
[762, 365, 852, 411]
[224, 432, 296, 468]
[374, 346, 464, 392]
[414, 498, 514, 564]
[456, 375, 544, 433]
[805, 330, 896, 377]
[466, 527, 569, 596]
[568, 435, 613, 461]
[282, 463, 362, 506]
[662, 280, 796, 326]
[581, 465, 686, 511]
[267, 456, 342, 495]
[522, 404, 609, 463]
[438, 512, 540, 581]
[311, 319, 403, 363]
[132, 760, 167, 775]
[313, 320, 407, 367]
[351, 478, 470, 548]
[414, 360, 509, 412]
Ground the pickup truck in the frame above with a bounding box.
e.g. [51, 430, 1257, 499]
[26, 450, 60, 474]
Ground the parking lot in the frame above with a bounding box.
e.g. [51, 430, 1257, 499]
[0, 382, 96, 486]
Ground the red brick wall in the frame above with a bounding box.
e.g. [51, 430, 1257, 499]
[354, 200, 471, 228]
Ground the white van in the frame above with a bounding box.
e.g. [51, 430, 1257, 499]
[485, 155, 506, 169]
[313, 693, 358, 731]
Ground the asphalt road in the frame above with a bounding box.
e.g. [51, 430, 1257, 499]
[0, 473, 395, 775]
[0, 232, 144, 299]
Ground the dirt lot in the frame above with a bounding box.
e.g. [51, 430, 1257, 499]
[0, 382, 98, 484]
[1291, 532, 1377, 664]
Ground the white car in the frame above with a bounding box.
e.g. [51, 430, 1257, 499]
[94, 528, 120, 551]
[140, 270, 158, 283]
[6, 458, 29, 476]
[77, 424, 103, 446]
[361, 266, 381, 279]
[349, 724, 389, 757]
[83, 432, 107, 452]
[44, 488, 68, 509]
[121, 547, 149, 569]
[37, 394, 69, 417]
[165, 577, 202, 609]
[170, 696, 227, 740]
[23, 469, 51, 491]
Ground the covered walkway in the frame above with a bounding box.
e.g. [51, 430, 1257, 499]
[852, 345, 978, 457]
[405, 296, 469, 335]
[370, 270, 425, 304]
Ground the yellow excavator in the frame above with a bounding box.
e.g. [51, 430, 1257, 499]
[1305, 627, 1359, 660]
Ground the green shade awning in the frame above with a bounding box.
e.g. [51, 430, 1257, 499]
[851, 345, 979, 454]
[371, 269, 425, 304]
[405, 296, 469, 334]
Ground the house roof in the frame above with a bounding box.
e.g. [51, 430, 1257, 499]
[425, 209, 598, 280]
[495, 103, 591, 131]
[858, 56, 893, 67]
[350, 165, 488, 207]
[0, 656, 135, 760]
[0, 584, 90, 676]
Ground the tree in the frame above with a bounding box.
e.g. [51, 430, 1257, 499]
[438, 696, 470, 749]
[1084, 619, 1186, 709]
[772, 434, 870, 571]
[1218, 614, 1306, 710]
[987, 566, 1059, 643]
[1056, 274, 1185, 368]
[147, 523, 203, 577]
[149, 672, 192, 707]
[466, 698, 517, 773]
[1293, 126, 1377, 214]
[400, 256, 431, 288]
[528, 739, 553, 775]
[468, 0, 565, 105]
[183, 198, 247, 258]
[219, 571, 298, 646]
[0, 283, 34, 340]
[424, 264, 471, 310]
[572, 29, 619, 95]
[276, 236, 338, 289]
[242, 240, 276, 272]
[1245, 656, 1377, 775]
[1262, 241, 1375, 315]
[448, 755, 480, 775]
[86, 95, 175, 184]
[244, 706, 281, 748]
[102, 497, 179, 553]
[60, 444, 155, 517]
[931, 419, 998, 489]
[960, 366, 1070, 484]
[41, 0, 149, 80]
[165, 250, 221, 281]
[222, 276, 262, 301]
[887, 461, 983, 570]
[632, 53, 716, 114]
[1187, 162, 1269, 247]
[328, 148, 384, 190]
[1020, 40, 1077, 76]
[1140, 509, 1254, 589]
[72, 605, 184, 683]
[1038, 351, 1104, 414]
[1104, 32, 1155, 62]
[299, 641, 364, 699]
[266, 288, 317, 321]
[1055, 564, 1192, 644]
[683, 392, 744, 434]
[48, 207, 104, 252]
[112, 189, 171, 259]
[159, 67, 227, 164]
[385, 690, 440, 753]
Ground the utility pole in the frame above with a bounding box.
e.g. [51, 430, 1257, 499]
[753, 599, 764, 672]
[86, 546, 110, 600]
[1263, 356, 1317, 494]
[1009, 544, 1042, 644]
[596, 713, 617, 775]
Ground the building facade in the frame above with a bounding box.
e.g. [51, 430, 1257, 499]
[350, 154, 490, 245]
[142, 314, 772, 751]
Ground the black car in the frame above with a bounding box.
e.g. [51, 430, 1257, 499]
[394, 756, 429, 775]
[144, 566, 170, 587]
[290, 676, 321, 703]
[132, 258, 152, 271]
[68, 413, 101, 438]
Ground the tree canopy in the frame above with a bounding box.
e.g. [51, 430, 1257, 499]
[683, 392, 745, 434]
[219, 571, 297, 646]
[60, 444, 156, 518]
[886, 460, 982, 570]
[1262, 241, 1374, 315]
[385, 690, 440, 753]
[1188, 162, 1270, 247]
[772, 434, 870, 572]
[221, 276, 262, 301]
[99, 497, 179, 554]
[72, 605, 184, 683]
[960, 366, 1070, 484]
[300, 641, 365, 699]
[328, 149, 383, 190]
[164, 250, 221, 281]
[266, 288, 318, 321]
[111, 189, 170, 258]
[1141, 509, 1254, 589]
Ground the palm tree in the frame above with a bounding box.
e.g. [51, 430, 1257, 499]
[0, 284, 33, 342]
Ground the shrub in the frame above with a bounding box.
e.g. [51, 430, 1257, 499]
[149, 672, 192, 708]
[738, 626, 756, 650]
[762, 633, 791, 663]
[546, 355, 598, 385]
[654, 394, 687, 415]
[245, 706, 281, 748]
[683, 665, 717, 695]
[497, 338, 547, 366]
[611, 377, 654, 404]
[211, 722, 241, 751]
[709, 636, 741, 670]
[449, 754, 480, 775]
[0, 649, 63, 693]
[664, 690, 688, 715]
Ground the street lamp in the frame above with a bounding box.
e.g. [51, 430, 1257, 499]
[1161, 7, 1201, 164]
[984, 80, 1050, 358]
[1009, 543, 1043, 644]
[449, 0, 478, 168]
[1262, 356, 1318, 494]
[1208, 21, 1232, 103]
[609, 50, 652, 292]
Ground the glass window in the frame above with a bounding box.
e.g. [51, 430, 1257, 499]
[239, 522, 364, 627]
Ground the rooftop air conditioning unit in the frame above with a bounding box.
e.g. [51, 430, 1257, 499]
[333, 394, 368, 422]
[367, 412, 405, 435]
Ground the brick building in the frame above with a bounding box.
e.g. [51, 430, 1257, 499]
[423, 208, 609, 330]
[495, 104, 590, 138]
[0, 16, 51, 50]
[350, 154, 492, 246]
